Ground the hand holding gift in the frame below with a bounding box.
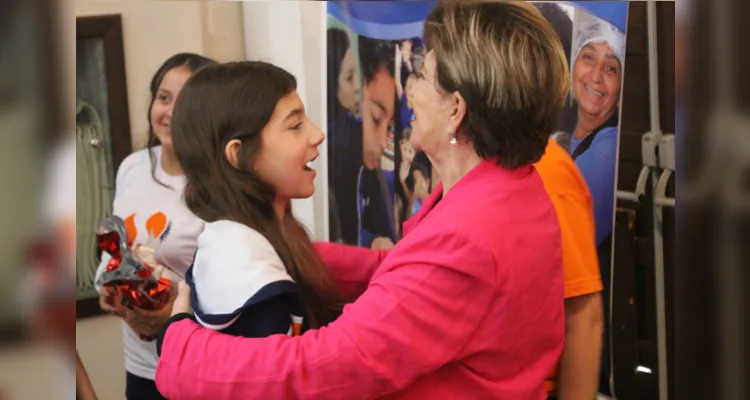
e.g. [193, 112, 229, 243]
[95, 216, 173, 341]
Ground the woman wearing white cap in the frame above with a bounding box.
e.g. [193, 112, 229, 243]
[568, 15, 625, 397]
[569, 16, 625, 247]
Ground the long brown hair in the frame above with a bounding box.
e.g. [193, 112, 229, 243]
[171, 61, 342, 328]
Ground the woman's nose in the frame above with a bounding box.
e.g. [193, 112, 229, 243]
[590, 65, 604, 83]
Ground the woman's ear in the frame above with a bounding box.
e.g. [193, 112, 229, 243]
[224, 139, 242, 169]
[448, 91, 467, 133]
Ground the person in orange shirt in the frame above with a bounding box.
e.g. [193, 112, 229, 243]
[535, 138, 605, 400]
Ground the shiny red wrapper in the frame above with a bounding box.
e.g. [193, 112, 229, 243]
[96, 216, 172, 340]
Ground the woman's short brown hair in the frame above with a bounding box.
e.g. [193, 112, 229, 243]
[423, 0, 569, 168]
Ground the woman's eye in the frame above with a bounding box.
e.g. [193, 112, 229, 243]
[291, 121, 304, 130]
[606, 65, 618, 75]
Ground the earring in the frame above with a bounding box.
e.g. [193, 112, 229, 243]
[449, 132, 458, 145]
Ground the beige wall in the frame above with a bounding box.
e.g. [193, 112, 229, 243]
[74, 1, 244, 398]
[75, 0, 244, 150]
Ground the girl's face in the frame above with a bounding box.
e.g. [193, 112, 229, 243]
[252, 91, 325, 200]
[150, 66, 193, 151]
[413, 169, 429, 198]
[337, 48, 360, 115]
[405, 75, 417, 108]
[400, 138, 415, 164]
[361, 68, 395, 170]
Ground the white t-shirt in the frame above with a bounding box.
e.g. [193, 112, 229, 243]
[94, 146, 204, 381]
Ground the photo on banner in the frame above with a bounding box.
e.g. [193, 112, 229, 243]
[326, 1, 630, 396]
[531, 2, 629, 397]
[326, 1, 436, 249]
[325, 0, 627, 247]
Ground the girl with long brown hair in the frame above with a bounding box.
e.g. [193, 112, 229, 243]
[165, 61, 343, 338]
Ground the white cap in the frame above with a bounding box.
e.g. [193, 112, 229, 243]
[570, 14, 626, 100]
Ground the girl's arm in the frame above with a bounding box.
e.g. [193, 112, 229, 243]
[313, 242, 389, 300]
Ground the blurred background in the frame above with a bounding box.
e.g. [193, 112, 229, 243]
[0, 0, 746, 399]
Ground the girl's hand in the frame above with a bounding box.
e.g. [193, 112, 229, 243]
[170, 281, 192, 318]
[371, 237, 395, 250]
[98, 287, 119, 315]
[126, 291, 177, 338]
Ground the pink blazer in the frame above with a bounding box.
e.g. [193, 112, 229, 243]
[156, 159, 564, 399]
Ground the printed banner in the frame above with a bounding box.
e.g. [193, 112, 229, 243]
[326, 1, 629, 395]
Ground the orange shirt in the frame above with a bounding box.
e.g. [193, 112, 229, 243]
[534, 139, 603, 394]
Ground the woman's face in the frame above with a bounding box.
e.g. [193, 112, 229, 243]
[150, 66, 193, 150]
[572, 42, 622, 120]
[361, 68, 395, 170]
[409, 50, 452, 158]
[337, 48, 360, 115]
[252, 91, 325, 200]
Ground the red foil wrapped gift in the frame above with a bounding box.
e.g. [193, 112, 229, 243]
[96, 216, 172, 340]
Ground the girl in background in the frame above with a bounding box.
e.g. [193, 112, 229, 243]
[327, 28, 361, 243]
[95, 53, 216, 400]
[327, 28, 360, 121]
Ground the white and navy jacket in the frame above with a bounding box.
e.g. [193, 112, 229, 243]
[186, 220, 305, 338]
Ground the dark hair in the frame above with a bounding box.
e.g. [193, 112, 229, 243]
[358, 36, 396, 84]
[327, 28, 350, 120]
[406, 159, 431, 193]
[171, 61, 343, 328]
[532, 3, 578, 133]
[423, 1, 569, 168]
[146, 53, 217, 187]
[532, 3, 573, 62]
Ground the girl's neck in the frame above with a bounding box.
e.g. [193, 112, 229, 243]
[160, 146, 183, 176]
[274, 196, 289, 224]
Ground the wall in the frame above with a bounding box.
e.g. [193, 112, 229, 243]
[73, 1, 245, 398]
[242, 0, 329, 240]
[75, 0, 245, 150]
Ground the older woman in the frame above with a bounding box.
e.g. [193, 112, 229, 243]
[569, 16, 625, 246]
[155, 2, 569, 399]
[567, 16, 625, 397]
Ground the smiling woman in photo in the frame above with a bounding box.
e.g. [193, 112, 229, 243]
[568, 16, 625, 397]
[569, 16, 625, 247]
